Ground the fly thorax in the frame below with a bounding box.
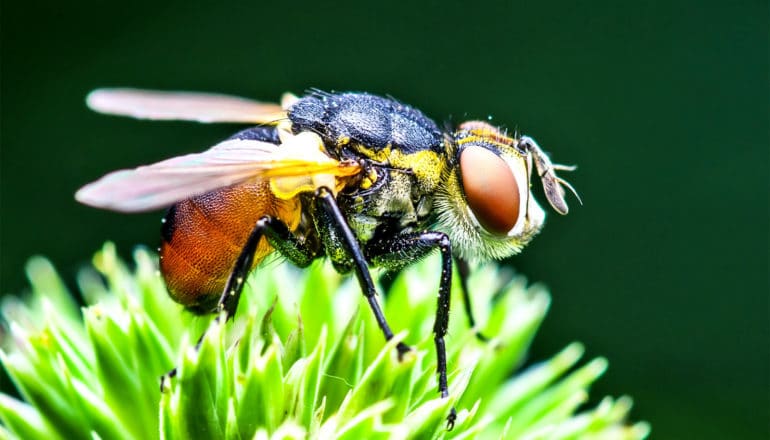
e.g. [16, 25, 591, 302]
[338, 166, 420, 243]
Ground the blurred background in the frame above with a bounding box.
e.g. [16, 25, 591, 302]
[1, 1, 767, 438]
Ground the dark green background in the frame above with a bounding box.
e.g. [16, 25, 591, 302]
[2, 1, 767, 438]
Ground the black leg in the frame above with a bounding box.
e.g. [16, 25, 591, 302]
[312, 188, 411, 357]
[161, 214, 316, 390]
[216, 216, 317, 320]
[366, 231, 457, 429]
[456, 258, 489, 342]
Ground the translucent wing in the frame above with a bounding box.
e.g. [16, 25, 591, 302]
[75, 132, 361, 213]
[86, 88, 287, 124]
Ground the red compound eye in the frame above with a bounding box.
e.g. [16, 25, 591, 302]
[459, 146, 520, 235]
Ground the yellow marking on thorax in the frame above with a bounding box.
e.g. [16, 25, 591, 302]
[359, 167, 378, 190]
[349, 143, 445, 191]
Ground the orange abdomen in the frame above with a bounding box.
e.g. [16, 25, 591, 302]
[159, 180, 300, 313]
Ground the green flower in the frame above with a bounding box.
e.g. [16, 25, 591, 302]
[1, 243, 649, 439]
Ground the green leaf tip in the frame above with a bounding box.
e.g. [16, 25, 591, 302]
[1, 243, 649, 439]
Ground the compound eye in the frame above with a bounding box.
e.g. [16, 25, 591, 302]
[459, 146, 520, 235]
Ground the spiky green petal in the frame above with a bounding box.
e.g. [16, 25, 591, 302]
[1, 243, 648, 439]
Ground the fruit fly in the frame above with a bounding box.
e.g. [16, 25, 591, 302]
[76, 88, 579, 428]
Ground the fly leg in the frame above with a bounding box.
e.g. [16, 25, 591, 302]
[161, 215, 317, 390]
[456, 257, 489, 342]
[312, 187, 411, 358]
[366, 232, 457, 430]
[216, 216, 317, 319]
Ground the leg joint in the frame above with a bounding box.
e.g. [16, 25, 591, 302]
[314, 186, 333, 199]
